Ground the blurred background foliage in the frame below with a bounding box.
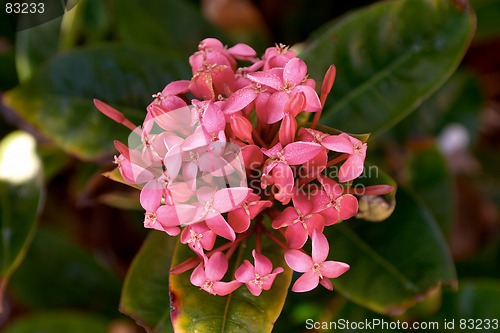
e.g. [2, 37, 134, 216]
[0, 0, 498, 332]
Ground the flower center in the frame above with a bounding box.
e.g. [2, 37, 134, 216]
[312, 263, 323, 278]
[201, 280, 214, 294]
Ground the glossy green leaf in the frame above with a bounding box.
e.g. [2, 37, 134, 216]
[170, 235, 292, 333]
[120, 231, 177, 332]
[408, 145, 455, 236]
[301, 0, 476, 135]
[4, 44, 188, 160]
[390, 70, 482, 143]
[9, 228, 121, 317]
[326, 188, 456, 315]
[0, 131, 43, 304]
[115, 0, 222, 56]
[3, 312, 108, 333]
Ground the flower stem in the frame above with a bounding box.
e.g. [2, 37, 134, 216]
[326, 153, 348, 167]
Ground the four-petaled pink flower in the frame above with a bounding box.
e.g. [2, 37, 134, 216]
[235, 250, 284, 296]
[190, 252, 241, 296]
[322, 133, 367, 182]
[285, 230, 350, 292]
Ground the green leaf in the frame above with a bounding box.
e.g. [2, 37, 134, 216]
[301, 0, 476, 135]
[407, 145, 455, 236]
[120, 231, 177, 332]
[9, 228, 121, 317]
[326, 188, 456, 315]
[435, 279, 500, 319]
[4, 44, 188, 161]
[390, 70, 482, 143]
[428, 279, 500, 332]
[3, 312, 108, 333]
[114, 0, 222, 56]
[170, 235, 292, 333]
[0, 131, 43, 304]
[15, 16, 63, 82]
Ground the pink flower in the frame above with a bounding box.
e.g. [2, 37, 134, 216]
[272, 191, 325, 249]
[316, 175, 358, 226]
[322, 133, 367, 182]
[228, 193, 272, 233]
[192, 187, 251, 241]
[285, 230, 350, 292]
[235, 250, 284, 296]
[190, 252, 241, 296]
[247, 58, 321, 124]
[180, 222, 216, 256]
[261, 141, 322, 204]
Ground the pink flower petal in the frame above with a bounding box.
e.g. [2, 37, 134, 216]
[283, 58, 307, 86]
[293, 85, 322, 112]
[205, 214, 236, 241]
[285, 223, 308, 249]
[339, 154, 364, 182]
[266, 91, 289, 124]
[227, 208, 251, 233]
[279, 113, 297, 146]
[222, 87, 257, 115]
[284, 249, 312, 272]
[140, 180, 162, 212]
[213, 280, 242, 296]
[321, 261, 350, 279]
[213, 188, 251, 213]
[205, 252, 228, 281]
[227, 43, 257, 59]
[272, 206, 298, 229]
[322, 134, 354, 154]
[282, 141, 322, 165]
[190, 263, 206, 287]
[253, 250, 273, 276]
[292, 271, 320, 292]
[235, 260, 255, 283]
[162, 80, 190, 95]
[272, 163, 294, 205]
[311, 229, 329, 263]
[339, 194, 358, 220]
[319, 277, 333, 290]
[247, 69, 283, 91]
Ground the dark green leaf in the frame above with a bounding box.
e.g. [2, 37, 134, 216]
[120, 231, 177, 332]
[9, 228, 121, 317]
[4, 44, 189, 160]
[428, 279, 500, 332]
[301, 0, 476, 135]
[15, 16, 62, 82]
[435, 279, 500, 320]
[408, 145, 455, 236]
[0, 131, 43, 301]
[114, 0, 222, 56]
[390, 70, 482, 143]
[170, 235, 292, 333]
[326, 188, 456, 315]
[3, 312, 108, 333]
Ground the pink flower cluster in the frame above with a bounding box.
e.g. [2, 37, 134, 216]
[96, 38, 388, 296]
